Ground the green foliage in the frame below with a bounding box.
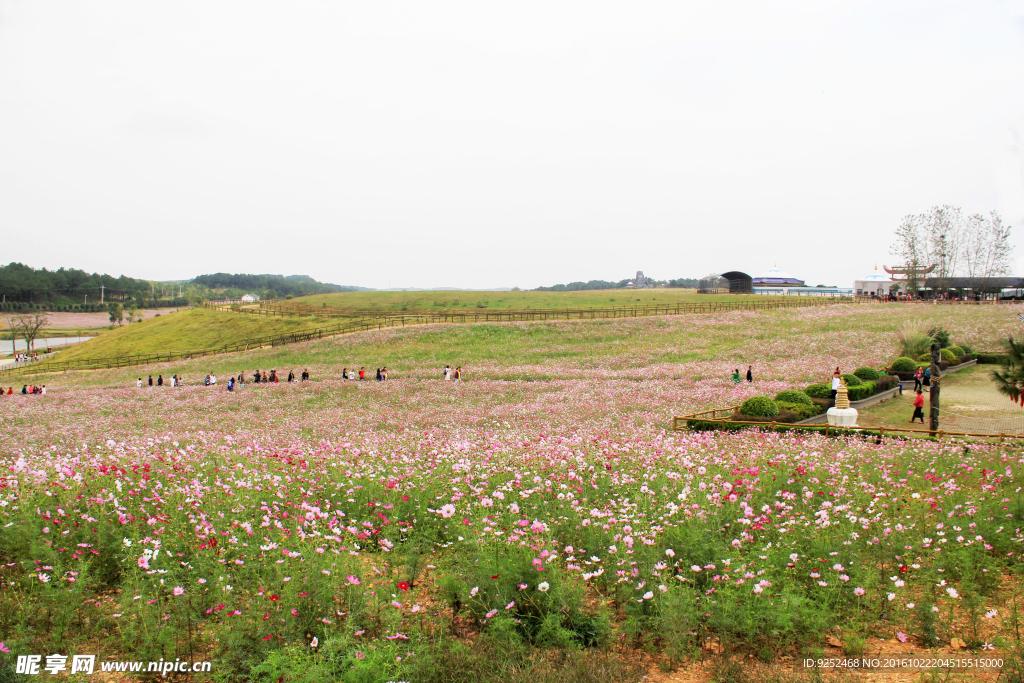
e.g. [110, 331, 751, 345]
[940, 348, 956, 362]
[846, 381, 877, 401]
[853, 366, 880, 381]
[991, 336, 1024, 404]
[918, 353, 932, 362]
[896, 320, 934, 358]
[739, 396, 779, 417]
[775, 390, 813, 406]
[839, 373, 862, 386]
[804, 383, 832, 399]
[929, 326, 952, 348]
[776, 401, 822, 420]
[191, 273, 363, 298]
[890, 357, 918, 373]
[946, 345, 965, 358]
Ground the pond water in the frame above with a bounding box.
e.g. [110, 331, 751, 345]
[0, 337, 93, 354]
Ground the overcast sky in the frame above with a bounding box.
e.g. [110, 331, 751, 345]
[1, 1, 1023, 290]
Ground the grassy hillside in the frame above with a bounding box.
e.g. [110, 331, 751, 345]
[53, 308, 322, 362]
[276, 288, 783, 314]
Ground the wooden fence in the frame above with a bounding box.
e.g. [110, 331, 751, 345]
[221, 296, 855, 320]
[673, 406, 1023, 442]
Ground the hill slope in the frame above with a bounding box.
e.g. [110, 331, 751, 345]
[53, 308, 322, 362]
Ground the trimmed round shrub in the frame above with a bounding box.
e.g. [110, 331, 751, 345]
[840, 373, 862, 386]
[739, 396, 779, 418]
[853, 367, 881, 381]
[946, 345, 965, 358]
[804, 383, 832, 399]
[775, 389, 813, 406]
[918, 352, 932, 362]
[940, 348, 955, 362]
[960, 343, 973, 354]
[890, 357, 917, 373]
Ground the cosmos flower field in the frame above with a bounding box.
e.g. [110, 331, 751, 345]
[2, 302, 1023, 681]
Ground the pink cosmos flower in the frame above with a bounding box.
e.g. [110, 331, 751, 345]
[173, 586, 184, 596]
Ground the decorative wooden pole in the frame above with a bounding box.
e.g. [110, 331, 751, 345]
[929, 342, 941, 436]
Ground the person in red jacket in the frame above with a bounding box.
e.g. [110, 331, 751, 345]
[910, 390, 925, 423]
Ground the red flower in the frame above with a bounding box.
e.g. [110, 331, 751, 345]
[269, 594, 280, 601]
[490, 575, 500, 580]
[397, 582, 410, 591]
[298, 592, 309, 597]
[262, 635, 272, 640]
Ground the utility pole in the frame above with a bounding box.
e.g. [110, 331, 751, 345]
[100, 285, 104, 304]
[929, 342, 941, 436]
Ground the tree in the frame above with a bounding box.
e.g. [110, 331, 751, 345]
[991, 337, 1024, 406]
[963, 211, 1013, 285]
[891, 206, 1012, 293]
[11, 313, 49, 355]
[108, 303, 124, 326]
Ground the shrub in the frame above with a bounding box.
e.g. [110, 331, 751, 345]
[947, 345, 965, 358]
[840, 373, 862, 386]
[804, 383, 831, 399]
[775, 390, 813, 406]
[976, 352, 1009, 365]
[960, 343, 973, 354]
[896, 320, 934, 358]
[853, 367, 880, 381]
[739, 396, 779, 418]
[940, 348, 956, 362]
[918, 353, 932, 362]
[890, 357, 917, 373]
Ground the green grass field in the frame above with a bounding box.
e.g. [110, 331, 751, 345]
[276, 288, 789, 314]
[51, 308, 323, 362]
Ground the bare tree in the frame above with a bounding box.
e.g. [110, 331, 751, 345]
[12, 314, 49, 356]
[891, 214, 928, 292]
[963, 210, 1012, 284]
[922, 205, 965, 287]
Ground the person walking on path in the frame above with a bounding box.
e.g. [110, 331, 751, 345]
[227, 377, 235, 391]
[359, 367, 365, 381]
[287, 370, 295, 382]
[301, 369, 309, 381]
[831, 369, 841, 401]
[148, 375, 153, 387]
[375, 367, 382, 381]
[910, 390, 926, 423]
[137, 378, 142, 388]
[914, 366, 923, 392]
[157, 374, 163, 387]
[923, 367, 931, 388]
[454, 366, 463, 382]
[444, 365, 452, 381]
[745, 365, 753, 383]
[730, 368, 741, 383]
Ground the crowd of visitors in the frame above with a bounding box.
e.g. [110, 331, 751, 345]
[0, 385, 45, 395]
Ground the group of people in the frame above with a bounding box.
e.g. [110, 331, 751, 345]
[10, 352, 40, 365]
[339, 367, 390, 381]
[729, 366, 753, 383]
[443, 365, 464, 381]
[138, 374, 185, 388]
[0, 385, 44, 395]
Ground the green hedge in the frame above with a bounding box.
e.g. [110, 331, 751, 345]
[739, 396, 779, 417]
[846, 381, 876, 402]
[976, 353, 1009, 365]
[775, 389, 813, 406]
[805, 383, 832, 399]
[684, 420, 938, 441]
[946, 345, 965, 358]
[853, 367, 881, 381]
[841, 373, 862, 386]
[777, 401, 825, 420]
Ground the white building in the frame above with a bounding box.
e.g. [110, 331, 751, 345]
[853, 268, 893, 296]
[241, 293, 260, 303]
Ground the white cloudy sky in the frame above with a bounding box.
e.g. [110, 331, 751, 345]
[1, 1, 1023, 290]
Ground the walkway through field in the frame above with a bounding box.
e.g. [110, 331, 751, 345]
[938, 365, 1024, 435]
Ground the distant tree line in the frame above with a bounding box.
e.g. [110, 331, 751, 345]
[534, 277, 699, 292]
[0, 262, 154, 305]
[191, 273, 368, 299]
